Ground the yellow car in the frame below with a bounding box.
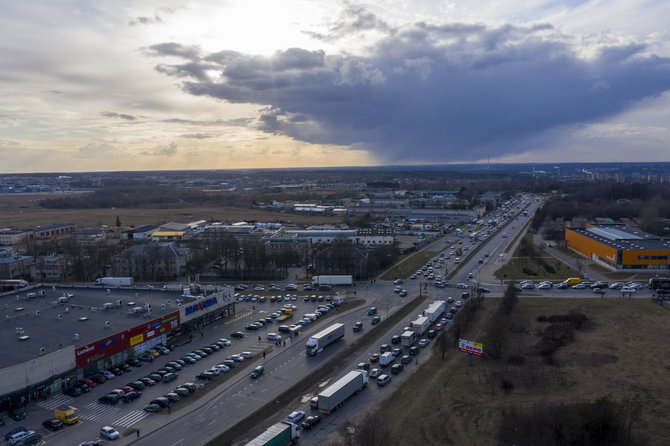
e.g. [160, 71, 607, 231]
[146, 349, 160, 358]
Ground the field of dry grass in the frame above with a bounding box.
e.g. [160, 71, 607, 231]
[379, 297, 670, 445]
[0, 193, 344, 228]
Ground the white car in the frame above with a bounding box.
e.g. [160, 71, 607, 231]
[521, 283, 535, 290]
[102, 370, 116, 379]
[228, 355, 244, 362]
[207, 367, 222, 376]
[537, 282, 552, 289]
[217, 338, 232, 346]
[571, 283, 586, 289]
[100, 426, 120, 440]
[240, 351, 253, 359]
[627, 282, 643, 290]
[456, 283, 468, 289]
[609, 282, 624, 289]
[287, 410, 305, 423]
[267, 333, 282, 341]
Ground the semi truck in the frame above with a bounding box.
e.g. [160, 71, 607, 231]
[311, 275, 353, 287]
[318, 370, 368, 415]
[424, 300, 446, 323]
[305, 323, 345, 356]
[401, 330, 417, 347]
[411, 316, 430, 335]
[245, 421, 301, 446]
[95, 277, 134, 286]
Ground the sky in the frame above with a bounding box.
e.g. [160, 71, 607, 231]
[1, 0, 669, 173]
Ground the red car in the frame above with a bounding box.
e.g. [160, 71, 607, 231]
[79, 378, 96, 388]
[369, 353, 381, 363]
[120, 386, 135, 394]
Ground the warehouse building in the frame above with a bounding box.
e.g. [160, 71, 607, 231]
[565, 224, 670, 271]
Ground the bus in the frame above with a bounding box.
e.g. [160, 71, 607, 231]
[0, 279, 29, 292]
[648, 278, 670, 290]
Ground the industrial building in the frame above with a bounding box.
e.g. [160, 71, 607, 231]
[565, 224, 670, 271]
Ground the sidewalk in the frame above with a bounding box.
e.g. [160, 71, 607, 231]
[531, 233, 608, 282]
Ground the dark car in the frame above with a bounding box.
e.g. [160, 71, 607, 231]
[148, 373, 163, 382]
[98, 394, 120, 405]
[409, 346, 420, 356]
[63, 386, 82, 397]
[76, 383, 91, 393]
[42, 419, 64, 431]
[197, 372, 215, 381]
[79, 378, 96, 389]
[380, 344, 391, 352]
[367, 307, 377, 315]
[166, 361, 182, 371]
[391, 363, 404, 375]
[230, 332, 244, 338]
[90, 375, 106, 385]
[371, 316, 381, 325]
[122, 391, 142, 403]
[250, 366, 264, 379]
[301, 415, 321, 430]
[111, 367, 123, 376]
[392, 348, 402, 357]
[139, 377, 156, 386]
[400, 355, 412, 364]
[8, 408, 25, 420]
[120, 363, 132, 372]
[180, 356, 196, 365]
[222, 359, 236, 368]
[427, 329, 437, 339]
[391, 335, 401, 344]
[127, 358, 142, 367]
[201, 346, 214, 354]
[138, 353, 154, 362]
[128, 381, 145, 391]
[150, 397, 170, 408]
[353, 322, 363, 332]
[143, 404, 161, 413]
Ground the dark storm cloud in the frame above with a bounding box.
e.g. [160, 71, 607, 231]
[101, 111, 137, 120]
[145, 42, 201, 60]
[151, 21, 670, 162]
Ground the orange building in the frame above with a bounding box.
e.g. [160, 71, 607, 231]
[565, 224, 670, 271]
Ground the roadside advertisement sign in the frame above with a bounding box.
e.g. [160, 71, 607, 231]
[458, 339, 483, 357]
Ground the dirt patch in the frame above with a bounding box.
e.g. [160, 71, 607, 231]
[562, 352, 619, 367]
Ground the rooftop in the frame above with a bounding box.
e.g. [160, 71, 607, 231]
[571, 224, 670, 251]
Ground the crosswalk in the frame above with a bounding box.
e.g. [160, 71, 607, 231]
[224, 309, 255, 325]
[37, 394, 75, 410]
[78, 402, 121, 421]
[112, 410, 151, 427]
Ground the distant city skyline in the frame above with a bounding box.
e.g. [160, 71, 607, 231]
[1, 1, 669, 173]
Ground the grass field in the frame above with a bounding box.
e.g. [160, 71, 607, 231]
[0, 193, 344, 228]
[494, 256, 577, 281]
[378, 297, 670, 445]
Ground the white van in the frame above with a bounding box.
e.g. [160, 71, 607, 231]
[9, 431, 33, 445]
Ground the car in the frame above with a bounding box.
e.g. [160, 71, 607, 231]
[42, 419, 64, 431]
[572, 283, 586, 289]
[380, 344, 391, 352]
[193, 349, 208, 357]
[286, 283, 298, 291]
[90, 375, 106, 385]
[427, 329, 437, 339]
[128, 381, 145, 390]
[213, 364, 230, 373]
[122, 391, 142, 402]
[287, 411, 305, 423]
[120, 385, 135, 394]
[63, 386, 82, 397]
[143, 403, 161, 413]
[218, 338, 232, 346]
[367, 307, 377, 316]
[229, 354, 244, 362]
[148, 373, 163, 381]
[302, 415, 322, 430]
[371, 316, 381, 325]
[98, 394, 119, 405]
[369, 353, 381, 362]
[267, 333, 282, 341]
[521, 282, 535, 290]
[197, 372, 215, 381]
[201, 346, 214, 354]
[357, 362, 370, 371]
[150, 397, 171, 407]
[222, 359, 236, 368]
[5, 427, 27, 441]
[138, 353, 154, 362]
[240, 351, 253, 359]
[593, 288, 605, 295]
[627, 282, 643, 290]
[139, 377, 156, 386]
[537, 282, 552, 290]
[435, 323, 444, 330]
[399, 290, 408, 296]
[173, 387, 190, 397]
[609, 282, 624, 289]
[100, 426, 120, 440]
[146, 349, 161, 358]
[8, 430, 35, 445]
[556, 282, 569, 289]
[76, 383, 91, 393]
[79, 378, 96, 388]
[127, 358, 142, 367]
[376, 374, 391, 386]
[400, 355, 412, 364]
[456, 283, 468, 289]
[102, 370, 116, 379]
[230, 332, 244, 338]
[391, 335, 401, 344]
[391, 363, 404, 375]
[250, 366, 264, 379]
[165, 392, 180, 402]
[591, 281, 608, 289]
[166, 361, 183, 371]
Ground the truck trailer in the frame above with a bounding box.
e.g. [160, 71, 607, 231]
[245, 421, 301, 446]
[424, 300, 446, 323]
[311, 275, 353, 287]
[95, 277, 134, 286]
[411, 316, 430, 335]
[318, 370, 368, 414]
[305, 323, 345, 356]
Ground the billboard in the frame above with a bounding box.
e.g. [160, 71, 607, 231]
[179, 289, 234, 323]
[458, 339, 483, 357]
[75, 311, 180, 367]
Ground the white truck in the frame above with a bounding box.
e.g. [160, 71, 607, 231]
[401, 330, 418, 347]
[318, 370, 368, 415]
[424, 300, 446, 323]
[305, 323, 345, 356]
[412, 316, 430, 335]
[245, 421, 301, 446]
[311, 275, 353, 287]
[95, 277, 133, 286]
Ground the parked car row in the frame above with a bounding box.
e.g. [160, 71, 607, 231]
[144, 382, 202, 412]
